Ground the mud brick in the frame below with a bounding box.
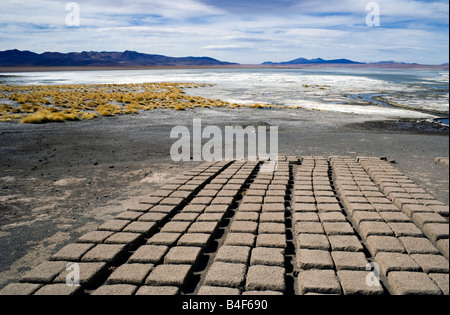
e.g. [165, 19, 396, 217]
[126, 203, 153, 212]
[422, 223, 449, 241]
[197, 213, 225, 222]
[298, 270, 342, 295]
[315, 191, 336, 197]
[316, 197, 339, 204]
[198, 286, 241, 295]
[77, 231, 115, 244]
[160, 197, 185, 206]
[197, 190, 219, 198]
[421, 199, 446, 207]
[191, 197, 213, 205]
[49, 243, 94, 262]
[115, 211, 144, 221]
[388, 223, 423, 237]
[250, 247, 285, 267]
[236, 204, 260, 213]
[265, 196, 286, 204]
[128, 245, 169, 264]
[359, 222, 394, 239]
[260, 213, 285, 224]
[346, 203, 376, 215]
[103, 233, 143, 246]
[204, 184, 225, 190]
[328, 235, 364, 252]
[188, 222, 219, 234]
[54, 262, 108, 289]
[296, 249, 334, 270]
[235, 212, 260, 222]
[400, 237, 440, 255]
[203, 205, 228, 213]
[323, 222, 354, 236]
[259, 223, 285, 235]
[256, 234, 287, 248]
[295, 203, 318, 212]
[317, 203, 341, 213]
[217, 190, 239, 197]
[428, 205, 449, 217]
[224, 233, 256, 247]
[373, 204, 400, 212]
[82, 244, 127, 263]
[295, 222, 325, 235]
[136, 286, 180, 295]
[375, 253, 421, 277]
[295, 196, 316, 204]
[266, 190, 287, 197]
[34, 284, 83, 296]
[204, 262, 247, 288]
[160, 222, 192, 234]
[337, 271, 384, 295]
[21, 261, 67, 284]
[429, 273, 449, 295]
[241, 196, 264, 204]
[181, 205, 207, 213]
[402, 204, 433, 217]
[388, 272, 442, 295]
[92, 284, 137, 295]
[437, 240, 449, 259]
[123, 221, 158, 235]
[215, 246, 252, 264]
[106, 264, 154, 285]
[172, 213, 200, 222]
[138, 213, 168, 223]
[366, 236, 406, 256]
[178, 233, 212, 247]
[293, 212, 320, 223]
[149, 205, 177, 214]
[411, 254, 449, 273]
[332, 252, 369, 271]
[98, 220, 131, 232]
[246, 190, 266, 197]
[147, 233, 182, 246]
[395, 199, 424, 212]
[211, 197, 235, 205]
[262, 203, 286, 213]
[152, 190, 174, 198]
[0, 283, 42, 295]
[341, 190, 364, 197]
[319, 212, 347, 222]
[380, 212, 411, 223]
[178, 184, 201, 192]
[351, 211, 384, 225]
[165, 247, 203, 265]
[250, 184, 268, 190]
[245, 265, 285, 292]
[230, 221, 258, 234]
[170, 191, 193, 199]
[412, 212, 448, 227]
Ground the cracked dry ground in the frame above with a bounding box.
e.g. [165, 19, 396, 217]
[1, 156, 449, 296]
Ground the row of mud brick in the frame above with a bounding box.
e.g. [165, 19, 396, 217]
[1, 155, 448, 295]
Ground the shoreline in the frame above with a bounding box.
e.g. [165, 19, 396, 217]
[1, 63, 448, 73]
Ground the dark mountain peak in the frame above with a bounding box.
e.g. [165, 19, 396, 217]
[0, 49, 236, 67]
[263, 57, 363, 65]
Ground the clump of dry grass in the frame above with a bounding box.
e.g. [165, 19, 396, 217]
[0, 82, 287, 124]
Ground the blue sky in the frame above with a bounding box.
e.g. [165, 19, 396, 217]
[0, 0, 448, 64]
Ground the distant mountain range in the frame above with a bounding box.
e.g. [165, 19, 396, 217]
[0, 50, 447, 67]
[0, 49, 236, 67]
[262, 58, 363, 65]
[261, 57, 445, 65]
